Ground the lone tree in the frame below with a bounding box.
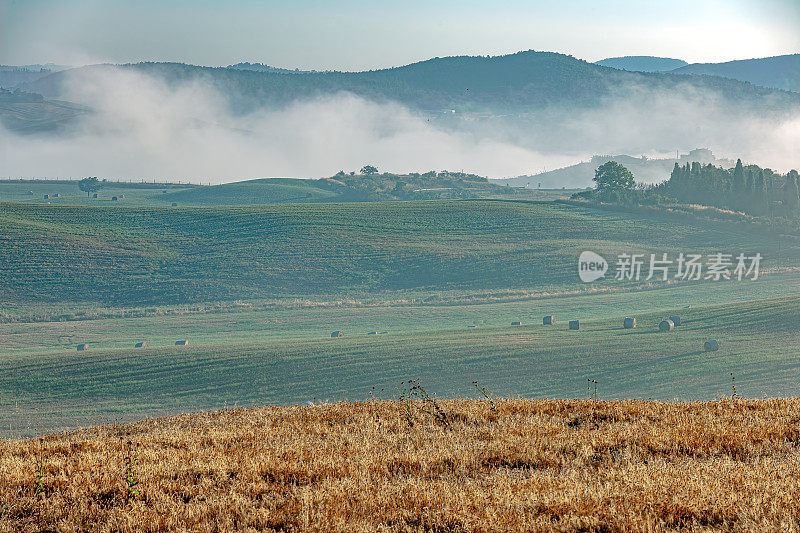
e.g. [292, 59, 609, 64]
[78, 177, 102, 197]
[593, 161, 635, 191]
[360, 165, 378, 175]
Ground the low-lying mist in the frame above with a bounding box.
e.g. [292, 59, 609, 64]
[1, 67, 798, 182]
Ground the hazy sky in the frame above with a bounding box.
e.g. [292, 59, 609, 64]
[1, 0, 798, 69]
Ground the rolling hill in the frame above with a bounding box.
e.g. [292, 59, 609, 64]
[0, 199, 796, 306]
[160, 173, 522, 205]
[0, 88, 88, 133]
[671, 54, 800, 93]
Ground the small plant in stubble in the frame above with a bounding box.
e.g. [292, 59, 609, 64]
[472, 380, 497, 413]
[588, 378, 598, 400]
[123, 440, 140, 498]
[34, 452, 45, 498]
[398, 379, 450, 429]
[397, 382, 416, 427]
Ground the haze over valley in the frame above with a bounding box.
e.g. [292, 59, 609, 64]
[2, 51, 798, 182]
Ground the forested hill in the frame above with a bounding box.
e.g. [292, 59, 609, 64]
[21, 51, 800, 115]
[671, 54, 800, 93]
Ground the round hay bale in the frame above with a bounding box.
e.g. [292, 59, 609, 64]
[543, 315, 554, 325]
[511, 321, 521, 326]
[669, 315, 681, 326]
[704, 340, 719, 352]
[569, 320, 580, 330]
[659, 319, 674, 332]
[623, 317, 637, 329]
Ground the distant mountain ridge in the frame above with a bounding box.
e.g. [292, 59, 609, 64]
[595, 56, 688, 72]
[671, 54, 799, 92]
[596, 53, 799, 92]
[227, 62, 317, 74]
[15, 51, 800, 124]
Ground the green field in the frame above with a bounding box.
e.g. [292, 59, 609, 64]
[2, 198, 796, 305]
[2, 283, 799, 437]
[0, 177, 563, 207]
[0, 180, 197, 206]
[1, 196, 799, 436]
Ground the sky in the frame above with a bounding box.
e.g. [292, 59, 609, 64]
[1, 0, 798, 69]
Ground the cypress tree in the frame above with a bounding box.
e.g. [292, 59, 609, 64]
[731, 159, 745, 211]
[754, 170, 769, 217]
[784, 171, 800, 217]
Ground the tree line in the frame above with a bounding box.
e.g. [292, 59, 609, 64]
[578, 159, 800, 220]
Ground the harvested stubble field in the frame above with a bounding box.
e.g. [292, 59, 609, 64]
[2, 399, 800, 531]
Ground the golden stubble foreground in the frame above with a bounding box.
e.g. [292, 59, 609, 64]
[2, 399, 800, 532]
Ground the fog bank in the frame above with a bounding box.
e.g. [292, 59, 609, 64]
[1, 68, 798, 182]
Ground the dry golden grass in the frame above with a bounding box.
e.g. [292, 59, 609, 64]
[2, 399, 800, 532]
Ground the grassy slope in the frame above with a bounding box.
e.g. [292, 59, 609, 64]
[1, 199, 796, 305]
[3, 399, 799, 531]
[161, 178, 339, 205]
[2, 292, 800, 435]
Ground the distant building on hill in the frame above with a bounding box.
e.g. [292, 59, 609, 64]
[679, 148, 715, 165]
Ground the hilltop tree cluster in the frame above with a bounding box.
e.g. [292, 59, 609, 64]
[577, 159, 800, 221]
[664, 160, 800, 218]
[329, 169, 492, 201]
